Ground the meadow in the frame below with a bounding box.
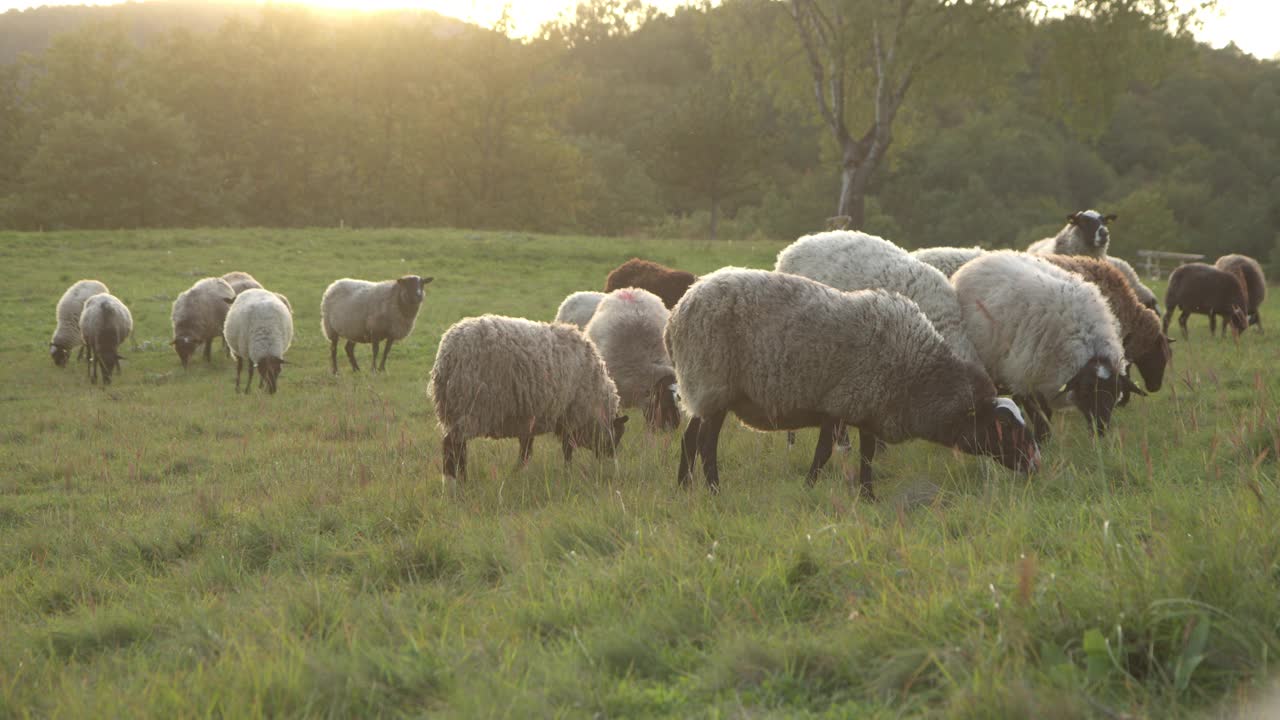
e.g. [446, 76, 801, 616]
[1, 229, 1278, 718]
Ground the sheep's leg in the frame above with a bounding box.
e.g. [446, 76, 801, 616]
[517, 434, 534, 468]
[786, 430, 796, 448]
[1162, 306, 1174, 336]
[443, 433, 466, 483]
[697, 409, 728, 493]
[86, 346, 94, 382]
[246, 363, 255, 395]
[835, 422, 854, 453]
[1178, 311, 1190, 340]
[805, 419, 838, 485]
[329, 337, 339, 374]
[203, 338, 213, 363]
[857, 428, 877, 500]
[75, 346, 85, 362]
[560, 433, 575, 464]
[1208, 311, 1217, 336]
[89, 352, 98, 385]
[677, 416, 703, 487]
[379, 339, 394, 373]
[370, 340, 381, 373]
[235, 356, 243, 392]
[345, 341, 360, 371]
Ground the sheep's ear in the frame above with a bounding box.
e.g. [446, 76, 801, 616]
[223, 297, 235, 304]
[1066, 212, 1079, 224]
[169, 338, 177, 345]
[1103, 213, 1118, 223]
[421, 276, 434, 285]
[1120, 373, 1147, 397]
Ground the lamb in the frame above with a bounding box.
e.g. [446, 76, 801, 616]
[1163, 263, 1249, 339]
[220, 271, 263, 296]
[776, 231, 983, 368]
[78, 293, 133, 386]
[1104, 256, 1160, 314]
[952, 251, 1143, 440]
[909, 246, 986, 278]
[50, 279, 108, 367]
[1041, 255, 1170, 394]
[1027, 210, 1116, 258]
[223, 289, 294, 394]
[429, 315, 629, 483]
[320, 275, 432, 374]
[554, 291, 606, 329]
[171, 277, 236, 368]
[604, 258, 697, 310]
[666, 268, 1039, 497]
[584, 288, 680, 431]
[1215, 254, 1266, 329]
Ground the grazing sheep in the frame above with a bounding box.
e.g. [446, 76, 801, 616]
[554, 291, 606, 329]
[952, 251, 1142, 440]
[666, 268, 1039, 497]
[1104, 256, 1160, 315]
[1163, 263, 1249, 339]
[1215, 254, 1266, 329]
[1041, 255, 1170, 395]
[909, 246, 986, 278]
[221, 271, 263, 296]
[224, 289, 294, 395]
[1027, 210, 1116, 258]
[321, 275, 432, 374]
[50, 279, 108, 367]
[777, 231, 983, 368]
[171, 277, 236, 368]
[78, 293, 133, 386]
[429, 315, 629, 483]
[584, 288, 679, 431]
[604, 258, 697, 310]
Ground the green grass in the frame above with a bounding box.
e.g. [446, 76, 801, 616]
[2, 228, 1279, 718]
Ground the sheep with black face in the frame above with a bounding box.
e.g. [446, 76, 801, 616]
[171, 277, 236, 368]
[1163, 263, 1249, 339]
[1027, 210, 1116, 258]
[321, 275, 432, 374]
[50, 280, 109, 367]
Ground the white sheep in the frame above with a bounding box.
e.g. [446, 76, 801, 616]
[429, 315, 629, 484]
[50, 279, 108, 367]
[553, 291, 606, 329]
[665, 268, 1039, 497]
[584, 288, 679, 431]
[1027, 210, 1115, 258]
[1104, 256, 1159, 313]
[223, 289, 294, 394]
[171, 277, 236, 368]
[321, 275, 431, 374]
[909, 247, 986, 279]
[78, 293, 133, 386]
[951, 251, 1143, 440]
[221, 271, 263, 296]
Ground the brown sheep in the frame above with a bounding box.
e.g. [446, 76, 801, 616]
[1163, 263, 1248, 339]
[604, 258, 696, 310]
[1215, 254, 1266, 330]
[1042, 255, 1171, 394]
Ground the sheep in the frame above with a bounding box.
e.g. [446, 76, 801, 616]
[1162, 262, 1249, 339]
[78, 293, 133, 386]
[776, 231, 983, 368]
[429, 315, 629, 483]
[584, 288, 680, 431]
[50, 279, 108, 367]
[1215, 254, 1266, 329]
[171, 277, 236, 368]
[1027, 210, 1116, 258]
[666, 268, 1040, 498]
[554, 291, 606, 329]
[1104, 256, 1160, 314]
[952, 251, 1143, 441]
[1041, 255, 1170, 395]
[320, 275, 432, 374]
[223, 289, 294, 394]
[604, 258, 697, 310]
[909, 246, 986, 278]
[221, 271, 263, 296]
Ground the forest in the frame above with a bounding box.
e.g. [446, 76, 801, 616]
[0, 0, 1277, 266]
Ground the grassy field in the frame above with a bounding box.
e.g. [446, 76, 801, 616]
[1, 229, 1278, 718]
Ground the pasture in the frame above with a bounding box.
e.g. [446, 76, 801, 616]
[1, 229, 1278, 718]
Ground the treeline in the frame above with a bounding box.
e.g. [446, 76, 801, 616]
[1, 1, 1278, 264]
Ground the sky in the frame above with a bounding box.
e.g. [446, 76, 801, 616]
[1, 0, 1278, 59]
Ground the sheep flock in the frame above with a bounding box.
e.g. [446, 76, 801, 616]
[47, 214, 1267, 499]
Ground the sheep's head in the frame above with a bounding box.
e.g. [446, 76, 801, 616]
[172, 335, 200, 368]
[256, 357, 285, 395]
[51, 343, 70, 367]
[957, 397, 1041, 474]
[1061, 357, 1144, 435]
[643, 375, 681, 431]
[1068, 210, 1115, 250]
[396, 275, 433, 309]
[1130, 333, 1171, 394]
[96, 347, 121, 385]
[1228, 305, 1249, 334]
